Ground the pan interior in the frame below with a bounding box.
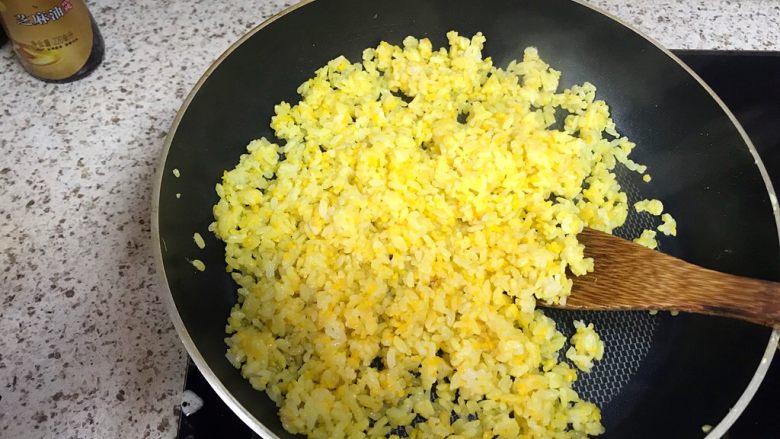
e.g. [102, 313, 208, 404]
[157, 0, 778, 437]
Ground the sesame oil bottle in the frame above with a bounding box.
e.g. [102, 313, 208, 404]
[0, 0, 104, 82]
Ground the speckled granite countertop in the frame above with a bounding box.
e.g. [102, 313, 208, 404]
[0, 0, 778, 437]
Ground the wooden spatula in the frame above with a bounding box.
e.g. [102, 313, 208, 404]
[559, 228, 780, 328]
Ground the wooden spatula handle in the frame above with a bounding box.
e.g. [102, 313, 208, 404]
[568, 228, 780, 328]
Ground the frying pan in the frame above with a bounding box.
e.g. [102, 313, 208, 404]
[152, 0, 780, 437]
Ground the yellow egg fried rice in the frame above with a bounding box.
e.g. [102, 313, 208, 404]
[210, 32, 669, 439]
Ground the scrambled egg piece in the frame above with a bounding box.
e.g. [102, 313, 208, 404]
[634, 199, 663, 216]
[566, 321, 605, 373]
[658, 213, 677, 236]
[634, 229, 659, 249]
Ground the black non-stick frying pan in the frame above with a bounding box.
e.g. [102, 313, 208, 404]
[152, 0, 780, 437]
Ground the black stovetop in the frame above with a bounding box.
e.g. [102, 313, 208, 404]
[176, 51, 780, 439]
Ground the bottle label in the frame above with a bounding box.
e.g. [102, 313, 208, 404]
[0, 0, 94, 80]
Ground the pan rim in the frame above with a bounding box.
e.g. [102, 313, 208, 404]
[151, 0, 779, 437]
